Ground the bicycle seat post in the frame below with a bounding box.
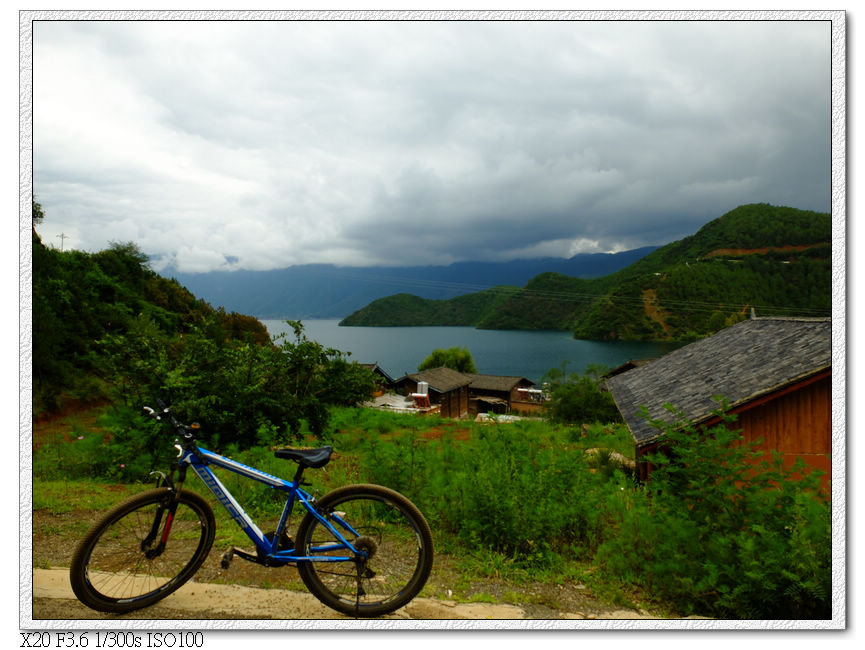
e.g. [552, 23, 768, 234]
[291, 462, 307, 486]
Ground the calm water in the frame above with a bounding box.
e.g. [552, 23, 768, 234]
[263, 319, 683, 385]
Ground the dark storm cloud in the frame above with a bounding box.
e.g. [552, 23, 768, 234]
[32, 19, 831, 272]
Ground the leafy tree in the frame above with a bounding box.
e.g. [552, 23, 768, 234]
[100, 318, 376, 449]
[32, 196, 44, 224]
[543, 363, 621, 425]
[417, 346, 478, 373]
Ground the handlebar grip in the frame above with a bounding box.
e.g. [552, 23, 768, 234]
[142, 406, 162, 421]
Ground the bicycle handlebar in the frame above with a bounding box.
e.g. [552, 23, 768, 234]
[142, 402, 200, 443]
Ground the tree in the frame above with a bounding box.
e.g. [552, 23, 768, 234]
[542, 363, 621, 425]
[33, 196, 44, 224]
[418, 346, 478, 373]
[101, 318, 376, 448]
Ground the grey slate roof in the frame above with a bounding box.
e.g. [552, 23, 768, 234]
[400, 366, 473, 393]
[606, 317, 832, 447]
[360, 363, 396, 384]
[464, 374, 534, 392]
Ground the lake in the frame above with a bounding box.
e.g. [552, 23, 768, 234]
[262, 319, 684, 385]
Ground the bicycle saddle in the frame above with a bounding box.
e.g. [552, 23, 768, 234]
[273, 445, 333, 468]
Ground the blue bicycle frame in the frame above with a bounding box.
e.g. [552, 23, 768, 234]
[177, 445, 363, 564]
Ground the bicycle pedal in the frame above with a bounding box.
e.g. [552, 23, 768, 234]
[221, 549, 234, 570]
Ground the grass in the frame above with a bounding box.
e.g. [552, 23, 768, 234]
[31, 402, 653, 616]
[33, 479, 142, 513]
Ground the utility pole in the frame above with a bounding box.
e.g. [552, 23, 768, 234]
[56, 233, 68, 251]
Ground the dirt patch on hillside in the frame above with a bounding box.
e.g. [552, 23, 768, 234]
[32, 399, 110, 449]
[641, 289, 671, 335]
[703, 244, 813, 258]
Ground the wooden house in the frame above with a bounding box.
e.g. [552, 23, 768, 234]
[395, 367, 472, 419]
[464, 374, 536, 414]
[605, 317, 831, 488]
[601, 359, 656, 381]
[359, 363, 396, 396]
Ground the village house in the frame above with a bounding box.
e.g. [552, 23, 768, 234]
[605, 316, 831, 488]
[359, 363, 396, 396]
[464, 373, 537, 415]
[389, 368, 545, 418]
[395, 367, 473, 419]
[601, 358, 656, 380]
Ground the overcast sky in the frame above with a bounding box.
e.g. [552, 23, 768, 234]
[31, 18, 832, 273]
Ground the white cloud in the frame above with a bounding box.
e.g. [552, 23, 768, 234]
[32, 18, 832, 271]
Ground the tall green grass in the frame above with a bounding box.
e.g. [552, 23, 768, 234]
[33, 404, 830, 619]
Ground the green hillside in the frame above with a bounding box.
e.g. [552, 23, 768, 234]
[339, 286, 519, 327]
[32, 216, 376, 446]
[339, 204, 832, 341]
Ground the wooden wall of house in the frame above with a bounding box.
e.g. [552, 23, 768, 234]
[510, 400, 546, 415]
[733, 374, 830, 486]
[439, 386, 469, 418]
[636, 374, 831, 490]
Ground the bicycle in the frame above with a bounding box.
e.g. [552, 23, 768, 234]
[68, 401, 434, 618]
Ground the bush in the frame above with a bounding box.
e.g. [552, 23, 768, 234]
[351, 419, 623, 569]
[543, 364, 621, 425]
[98, 319, 377, 450]
[33, 406, 172, 482]
[593, 403, 831, 619]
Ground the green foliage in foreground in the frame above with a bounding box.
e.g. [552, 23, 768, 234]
[36, 404, 830, 620]
[99, 320, 376, 450]
[344, 408, 830, 619]
[594, 405, 830, 619]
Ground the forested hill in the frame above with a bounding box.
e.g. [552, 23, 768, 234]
[32, 224, 378, 443]
[31, 230, 270, 412]
[339, 204, 832, 341]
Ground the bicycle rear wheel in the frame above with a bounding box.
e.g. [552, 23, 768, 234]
[295, 484, 433, 618]
[69, 488, 215, 613]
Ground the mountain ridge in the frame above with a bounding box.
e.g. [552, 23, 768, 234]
[339, 204, 831, 341]
[167, 247, 658, 319]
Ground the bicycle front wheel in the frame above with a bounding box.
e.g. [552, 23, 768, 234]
[295, 484, 434, 618]
[69, 488, 215, 613]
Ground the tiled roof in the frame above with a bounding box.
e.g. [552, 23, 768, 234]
[606, 317, 832, 447]
[401, 366, 473, 393]
[465, 374, 534, 392]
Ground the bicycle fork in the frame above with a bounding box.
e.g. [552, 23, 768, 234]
[141, 465, 186, 558]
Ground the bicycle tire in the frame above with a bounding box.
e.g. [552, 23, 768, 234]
[69, 488, 215, 613]
[295, 484, 433, 618]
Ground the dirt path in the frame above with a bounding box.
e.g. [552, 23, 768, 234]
[31, 568, 662, 622]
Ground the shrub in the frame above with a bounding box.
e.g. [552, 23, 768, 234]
[593, 403, 831, 619]
[97, 319, 376, 450]
[543, 364, 621, 425]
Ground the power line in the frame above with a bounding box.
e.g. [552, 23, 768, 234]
[328, 268, 830, 318]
